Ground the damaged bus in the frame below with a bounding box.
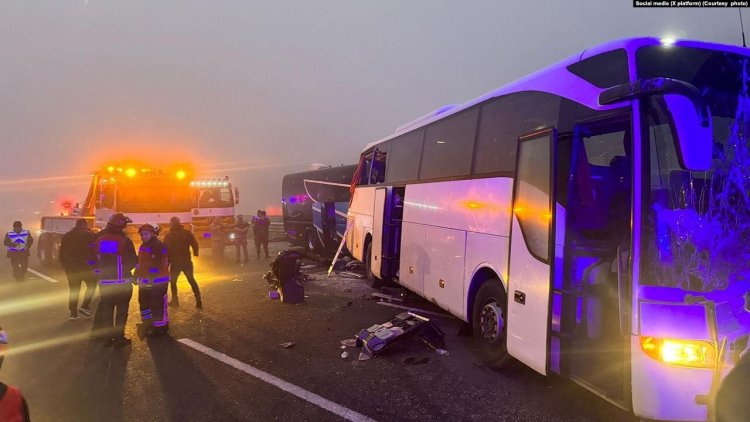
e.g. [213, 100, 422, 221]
[346, 38, 750, 421]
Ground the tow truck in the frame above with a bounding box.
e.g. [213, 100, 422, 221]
[37, 164, 238, 266]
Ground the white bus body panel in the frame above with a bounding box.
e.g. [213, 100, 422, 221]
[398, 222, 426, 295]
[506, 214, 550, 376]
[423, 226, 466, 317]
[348, 187, 376, 261]
[402, 178, 512, 237]
[396, 177, 513, 321]
[371, 188, 387, 278]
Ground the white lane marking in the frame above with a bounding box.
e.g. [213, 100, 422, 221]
[178, 338, 377, 422]
[27, 268, 59, 283]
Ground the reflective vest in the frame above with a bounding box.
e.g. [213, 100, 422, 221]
[136, 240, 169, 285]
[6, 230, 29, 253]
[0, 384, 25, 422]
[95, 232, 133, 284]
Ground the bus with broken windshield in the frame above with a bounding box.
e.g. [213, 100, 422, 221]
[346, 38, 750, 421]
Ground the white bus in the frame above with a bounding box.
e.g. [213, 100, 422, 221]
[346, 37, 750, 421]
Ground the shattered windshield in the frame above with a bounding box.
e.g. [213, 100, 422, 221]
[639, 46, 750, 291]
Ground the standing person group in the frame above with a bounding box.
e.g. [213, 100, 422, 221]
[4, 221, 33, 281]
[252, 210, 270, 259]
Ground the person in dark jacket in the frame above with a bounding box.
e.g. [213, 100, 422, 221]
[0, 327, 30, 422]
[234, 214, 250, 264]
[92, 213, 137, 347]
[252, 210, 270, 259]
[59, 219, 98, 320]
[164, 216, 201, 308]
[135, 223, 170, 338]
[4, 221, 33, 281]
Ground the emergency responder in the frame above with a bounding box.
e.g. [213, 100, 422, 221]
[4, 221, 33, 281]
[164, 216, 202, 308]
[135, 223, 170, 338]
[59, 219, 98, 320]
[92, 212, 137, 347]
[0, 327, 30, 421]
[252, 210, 270, 259]
[234, 214, 250, 264]
[209, 217, 226, 261]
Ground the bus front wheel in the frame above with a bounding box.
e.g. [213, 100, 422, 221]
[364, 242, 382, 289]
[472, 280, 511, 369]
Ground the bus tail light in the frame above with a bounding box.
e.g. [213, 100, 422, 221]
[640, 336, 717, 369]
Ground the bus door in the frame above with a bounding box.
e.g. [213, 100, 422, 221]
[557, 117, 632, 405]
[371, 186, 402, 280]
[507, 128, 557, 375]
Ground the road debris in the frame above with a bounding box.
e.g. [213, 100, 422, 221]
[279, 342, 296, 349]
[353, 312, 445, 360]
[371, 292, 403, 303]
[339, 271, 365, 279]
[340, 351, 349, 359]
[340, 338, 358, 348]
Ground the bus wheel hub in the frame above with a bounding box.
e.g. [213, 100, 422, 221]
[480, 302, 503, 343]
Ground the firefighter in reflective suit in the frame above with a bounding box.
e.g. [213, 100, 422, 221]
[92, 213, 137, 347]
[135, 223, 170, 338]
[0, 327, 30, 421]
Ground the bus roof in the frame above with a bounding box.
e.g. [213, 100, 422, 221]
[363, 37, 750, 153]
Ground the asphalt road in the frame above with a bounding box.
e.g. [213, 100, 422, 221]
[0, 242, 638, 422]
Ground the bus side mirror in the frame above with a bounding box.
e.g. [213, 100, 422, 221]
[234, 186, 240, 205]
[663, 94, 712, 171]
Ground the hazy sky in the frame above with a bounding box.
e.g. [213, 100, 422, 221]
[0, 0, 745, 228]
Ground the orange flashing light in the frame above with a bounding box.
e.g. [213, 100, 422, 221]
[107, 166, 115, 173]
[176, 170, 187, 180]
[125, 168, 137, 178]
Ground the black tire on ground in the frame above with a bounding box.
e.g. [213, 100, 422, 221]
[305, 229, 321, 254]
[472, 279, 512, 370]
[364, 241, 382, 289]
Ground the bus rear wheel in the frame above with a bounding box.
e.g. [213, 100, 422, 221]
[472, 280, 511, 369]
[364, 242, 382, 289]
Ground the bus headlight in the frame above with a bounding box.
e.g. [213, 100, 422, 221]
[640, 336, 717, 369]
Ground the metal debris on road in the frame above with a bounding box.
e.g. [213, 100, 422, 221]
[370, 292, 404, 303]
[340, 351, 349, 359]
[374, 301, 451, 318]
[339, 271, 365, 279]
[354, 312, 445, 359]
[340, 338, 358, 348]
[436, 349, 450, 356]
[279, 342, 296, 349]
[357, 352, 372, 361]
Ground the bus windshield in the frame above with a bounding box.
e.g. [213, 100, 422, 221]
[639, 46, 750, 292]
[116, 178, 192, 213]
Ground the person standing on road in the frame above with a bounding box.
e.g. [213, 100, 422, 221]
[234, 214, 250, 264]
[59, 219, 98, 321]
[4, 221, 33, 281]
[92, 213, 137, 347]
[135, 223, 170, 338]
[209, 217, 226, 261]
[164, 216, 202, 309]
[252, 210, 270, 259]
[0, 327, 31, 422]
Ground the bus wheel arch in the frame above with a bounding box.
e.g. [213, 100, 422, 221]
[468, 268, 512, 369]
[363, 234, 381, 288]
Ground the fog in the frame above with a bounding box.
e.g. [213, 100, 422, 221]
[0, 0, 743, 230]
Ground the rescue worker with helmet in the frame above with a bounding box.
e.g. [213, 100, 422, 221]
[164, 216, 202, 308]
[4, 221, 33, 281]
[0, 327, 31, 421]
[92, 212, 137, 347]
[135, 223, 170, 338]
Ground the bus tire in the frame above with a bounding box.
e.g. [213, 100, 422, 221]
[364, 242, 382, 289]
[472, 279, 511, 369]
